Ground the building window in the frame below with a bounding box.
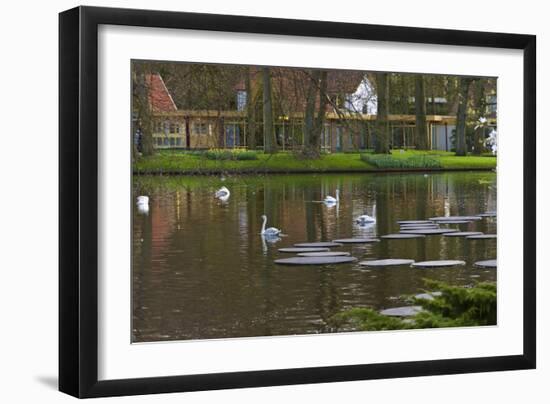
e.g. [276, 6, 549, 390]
[169, 123, 176, 133]
[176, 137, 182, 146]
[486, 95, 497, 113]
[163, 137, 169, 146]
[194, 122, 208, 135]
[236, 90, 247, 111]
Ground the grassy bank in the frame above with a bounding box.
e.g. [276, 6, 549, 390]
[134, 149, 496, 175]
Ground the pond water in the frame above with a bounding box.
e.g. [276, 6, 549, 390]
[132, 172, 497, 342]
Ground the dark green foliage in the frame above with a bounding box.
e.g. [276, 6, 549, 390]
[413, 279, 496, 327]
[330, 280, 496, 331]
[361, 154, 442, 169]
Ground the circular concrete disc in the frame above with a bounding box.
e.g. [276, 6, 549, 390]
[466, 234, 497, 240]
[297, 251, 350, 257]
[400, 224, 439, 229]
[429, 216, 483, 222]
[397, 220, 433, 225]
[474, 259, 497, 268]
[399, 226, 439, 231]
[278, 247, 330, 253]
[412, 260, 466, 268]
[359, 259, 415, 267]
[400, 228, 459, 235]
[381, 234, 426, 239]
[443, 231, 484, 237]
[332, 238, 380, 243]
[274, 256, 357, 265]
[477, 212, 497, 217]
[380, 306, 423, 317]
[414, 291, 443, 300]
[294, 242, 343, 248]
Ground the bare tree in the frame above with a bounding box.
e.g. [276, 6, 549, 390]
[262, 67, 276, 153]
[245, 67, 257, 150]
[303, 69, 318, 153]
[472, 78, 486, 155]
[314, 70, 329, 150]
[455, 77, 474, 156]
[374, 72, 391, 153]
[414, 74, 428, 150]
[132, 62, 154, 157]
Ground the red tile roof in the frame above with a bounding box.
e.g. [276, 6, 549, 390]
[146, 73, 177, 112]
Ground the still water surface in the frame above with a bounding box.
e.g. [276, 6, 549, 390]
[132, 172, 496, 342]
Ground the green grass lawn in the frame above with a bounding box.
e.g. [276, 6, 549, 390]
[134, 149, 496, 174]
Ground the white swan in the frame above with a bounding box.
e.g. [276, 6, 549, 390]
[137, 195, 149, 205]
[260, 214, 282, 237]
[215, 186, 230, 199]
[136, 195, 149, 214]
[356, 205, 376, 224]
[323, 189, 340, 205]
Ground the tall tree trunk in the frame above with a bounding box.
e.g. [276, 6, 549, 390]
[375, 73, 390, 154]
[133, 71, 155, 157]
[303, 70, 320, 155]
[414, 74, 428, 150]
[313, 71, 329, 153]
[140, 118, 154, 157]
[262, 67, 276, 153]
[472, 79, 485, 155]
[245, 67, 256, 150]
[455, 77, 473, 156]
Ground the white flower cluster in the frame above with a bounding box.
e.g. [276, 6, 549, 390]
[485, 129, 497, 155]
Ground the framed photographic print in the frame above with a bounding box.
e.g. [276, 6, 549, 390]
[59, 6, 536, 398]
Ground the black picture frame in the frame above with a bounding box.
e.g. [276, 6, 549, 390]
[59, 5, 536, 398]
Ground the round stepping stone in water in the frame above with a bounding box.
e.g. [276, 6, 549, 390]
[400, 224, 439, 229]
[274, 256, 357, 266]
[429, 216, 483, 222]
[297, 251, 350, 257]
[397, 220, 433, 225]
[332, 238, 380, 244]
[380, 306, 423, 317]
[400, 228, 459, 235]
[399, 226, 439, 231]
[437, 220, 471, 225]
[381, 233, 426, 239]
[412, 260, 466, 268]
[466, 234, 497, 240]
[359, 259, 415, 267]
[414, 291, 443, 301]
[474, 259, 497, 268]
[278, 247, 330, 253]
[294, 242, 343, 248]
[477, 212, 497, 217]
[444, 231, 484, 237]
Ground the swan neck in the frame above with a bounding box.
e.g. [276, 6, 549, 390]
[261, 217, 267, 233]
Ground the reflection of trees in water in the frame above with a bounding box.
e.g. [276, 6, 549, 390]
[132, 172, 497, 341]
[316, 267, 340, 329]
[132, 201, 154, 342]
